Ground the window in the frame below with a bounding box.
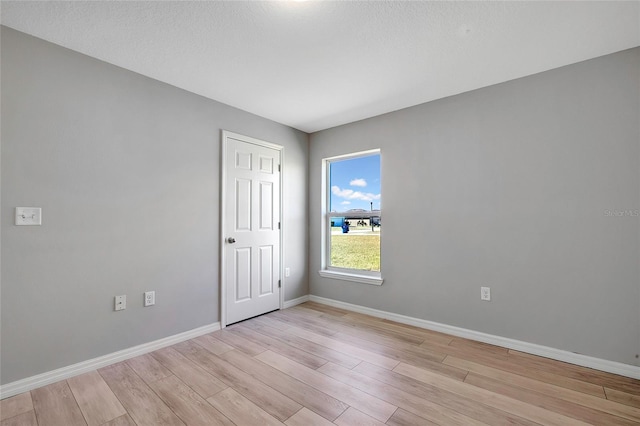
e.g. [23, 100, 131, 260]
[319, 150, 383, 285]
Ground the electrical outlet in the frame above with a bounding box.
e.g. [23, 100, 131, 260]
[115, 295, 126, 311]
[15, 207, 42, 226]
[144, 291, 155, 307]
[285, 267, 291, 277]
[481, 287, 491, 301]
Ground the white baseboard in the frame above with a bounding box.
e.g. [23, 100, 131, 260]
[0, 322, 220, 400]
[308, 295, 640, 380]
[283, 295, 310, 309]
[4, 296, 638, 399]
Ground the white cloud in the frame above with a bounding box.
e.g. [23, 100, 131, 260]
[331, 186, 353, 198]
[341, 201, 351, 205]
[332, 185, 380, 202]
[350, 178, 367, 187]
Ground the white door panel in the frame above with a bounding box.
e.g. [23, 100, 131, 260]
[223, 133, 281, 325]
[235, 178, 252, 231]
[234, 247, 252, 302]
[259, 182, 273, 230]
[259, 245, 274, 296]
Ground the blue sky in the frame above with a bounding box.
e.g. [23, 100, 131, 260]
[330, 154, 381, 212]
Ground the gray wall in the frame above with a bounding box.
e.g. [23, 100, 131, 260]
[1, 26, 309, 384]
[310, 48, 640, 366]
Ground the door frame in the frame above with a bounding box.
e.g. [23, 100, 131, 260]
[220, 130, 284, 328]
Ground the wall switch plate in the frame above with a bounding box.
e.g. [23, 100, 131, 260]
[481, 287, 491, 301]
[115, 295, 126, 311]
[285, 267, 291, 277]
[144, 291, 155, 307]
[15, 207, 42, 225]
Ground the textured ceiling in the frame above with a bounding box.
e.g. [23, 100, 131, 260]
[2, 1, 639, 133]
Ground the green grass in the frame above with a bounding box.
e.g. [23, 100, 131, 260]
[330, 232, 380, 271]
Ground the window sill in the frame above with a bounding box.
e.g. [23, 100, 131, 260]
[318, 269, 384, 286]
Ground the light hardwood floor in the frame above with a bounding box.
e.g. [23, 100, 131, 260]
[2, 302, 640, 425]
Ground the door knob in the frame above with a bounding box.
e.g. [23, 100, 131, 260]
[227, 237, 236, 244]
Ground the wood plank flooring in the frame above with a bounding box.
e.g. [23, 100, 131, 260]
[2, 302, 639, 425]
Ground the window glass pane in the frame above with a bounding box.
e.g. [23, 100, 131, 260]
[329, 155, 380, 213]
[328, 153, 381, 271]
[330, 219, 381, 271]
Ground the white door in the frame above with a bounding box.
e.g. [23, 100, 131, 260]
[222, 132, 281, 325]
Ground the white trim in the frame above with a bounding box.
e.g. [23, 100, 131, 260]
[280, 149, 286, 311]
[318, 270, 383, 286]
[308, 295, 640, 380]
[220, 131, 228, 328]
[324, 149, 381, 163]
[283, 295, 310, 309]
[220, 130, 284, 328]
[0, 322, 220, 400]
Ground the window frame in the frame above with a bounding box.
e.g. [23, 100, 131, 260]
[319, 149, 383, 286]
